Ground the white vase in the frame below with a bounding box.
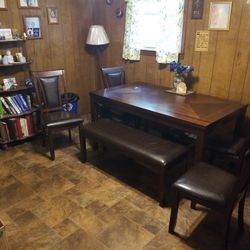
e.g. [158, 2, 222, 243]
[173, 75, 184, 90]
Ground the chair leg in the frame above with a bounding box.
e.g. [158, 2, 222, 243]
[48, 130, 55, 161]
[169, 193, 180, 234]
[159, 168, 166, 207]
[191, 201, 197, 210]
[238, 188, 247, 232]
[79, 125, 86, 163]
[42, 130, 46, 147]
[222, 209, 233, 250]
[68, 129, 72, 141]
[208, 151, 216, 164]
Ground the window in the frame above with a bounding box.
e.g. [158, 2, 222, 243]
[123, 0, 185, 64]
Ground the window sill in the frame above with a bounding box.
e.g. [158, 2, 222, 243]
[140, 50, 184, 61]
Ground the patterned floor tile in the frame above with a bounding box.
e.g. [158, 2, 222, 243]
[0, 135, 250, 250]
[97, 216, 154, 250]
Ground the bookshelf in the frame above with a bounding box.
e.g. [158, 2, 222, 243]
[0, 39, 40, 149]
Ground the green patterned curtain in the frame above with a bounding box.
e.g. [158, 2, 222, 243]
[122, 0, 141, 61]
[123, 0, 185, 64]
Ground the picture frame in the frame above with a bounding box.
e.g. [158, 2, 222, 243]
[3, 77, 17, 90]
[47, 7, 59, 24]
[0, 0, 7, 10]
[208, 1, 232, 30]
[191, 0, 204, 19]
[0, 29, 13, 40]
[18, 0, 39, 8]
[23, 16, 42, 39]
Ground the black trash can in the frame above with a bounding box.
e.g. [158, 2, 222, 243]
[61, 92, 79, 113]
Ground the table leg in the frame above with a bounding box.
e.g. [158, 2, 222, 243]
[90, 96, 98, 122]
[194, 131, 206, 162]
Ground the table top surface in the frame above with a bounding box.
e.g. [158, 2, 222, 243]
[91, 83, 247, 128]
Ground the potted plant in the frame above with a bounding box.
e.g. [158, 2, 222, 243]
[169, 61, 194, 92]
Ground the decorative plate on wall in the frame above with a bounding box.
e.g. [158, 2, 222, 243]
[115, 8, 123, 18]
[106, 0, 113, 5]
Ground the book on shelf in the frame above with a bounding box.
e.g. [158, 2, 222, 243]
[0, 97, 11, 115]
[18, 94, 30, 111]
[25, 95, 32, 109]
[6, 118, 19, 140]
[10, 96, 22, 113]
[20, 118, 28, 137]
[25, 115, 33, 135]
[3, 97, 17, 114]
[0, 121, 10, 143]
[13, 95, 26, 112]
[15, 117, 24, 138]
[0, 100, 3, 118]
[7, 96, 21, 114]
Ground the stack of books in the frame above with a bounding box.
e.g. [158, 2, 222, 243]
[0, 112, 38, 143]
[0, 94, 31, 116]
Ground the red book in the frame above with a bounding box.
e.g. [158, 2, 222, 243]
[25, 115, 33, 135]
[15, 118, 23, 138]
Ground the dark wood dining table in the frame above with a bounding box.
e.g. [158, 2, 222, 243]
[90, 83, 248, 162]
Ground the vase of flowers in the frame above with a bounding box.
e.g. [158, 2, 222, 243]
[169, 61, 194, 91]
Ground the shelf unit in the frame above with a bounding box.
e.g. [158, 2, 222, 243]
[0, 39, 40, 149]
[0, 61, 32, 68]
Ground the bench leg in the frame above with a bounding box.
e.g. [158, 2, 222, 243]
[169, 192, 180, 234]
[159, 168, 166, 207]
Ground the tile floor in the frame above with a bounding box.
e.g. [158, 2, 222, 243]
[0, 131, 250, 250]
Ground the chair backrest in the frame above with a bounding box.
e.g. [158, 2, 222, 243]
[238, 133, 250, 186]
[32, 70, 66, 112]
[101, 66, 125, 88]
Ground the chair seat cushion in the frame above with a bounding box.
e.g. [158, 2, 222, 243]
[82, 119, 188, 169]
[173, 162, 238, 209]
[43, 111, 83, 128]
[207, 135, 245, 156]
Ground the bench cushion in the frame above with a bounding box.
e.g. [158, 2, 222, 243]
[82, 119, 188, 170]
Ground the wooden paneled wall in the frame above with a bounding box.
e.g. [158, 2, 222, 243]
[2, 0, 250, 116]
[94, 0, 250, 116]
[0, 0, 96, 114]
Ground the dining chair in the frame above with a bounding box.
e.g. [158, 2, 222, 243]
[100, 66, 141, 128]
[168, 139, 250, 249]
[206, 134, 247, 176]
[32, 69, 84, 160]
[101, 66, 125, 88]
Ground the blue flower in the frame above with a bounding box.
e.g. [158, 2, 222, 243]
[169, 61, 194, 76]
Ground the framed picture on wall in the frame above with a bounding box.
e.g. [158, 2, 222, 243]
[18, 0, 39, 8]
[23, 16, 42, 39]
[208, 2, 232, 30]
[0, 0, 7, 10]
[191, 0, 204, 19]
[0, 29, 13, 40]
[47, 7, 59, 24]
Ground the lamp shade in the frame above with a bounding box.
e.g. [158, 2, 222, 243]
[86, 25, 110, 45]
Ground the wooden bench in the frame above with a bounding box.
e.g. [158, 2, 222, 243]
[81, 119, 189, 206]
